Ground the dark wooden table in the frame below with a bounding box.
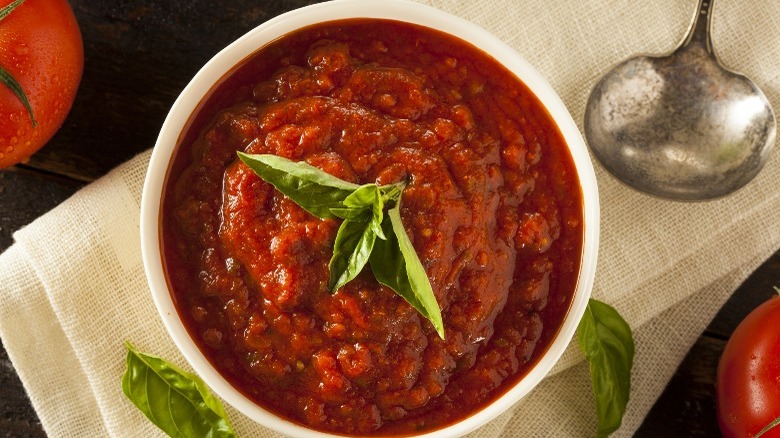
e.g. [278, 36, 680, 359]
[0, 1, 777, 436]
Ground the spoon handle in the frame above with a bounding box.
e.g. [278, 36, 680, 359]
[679, 0, 714, 54]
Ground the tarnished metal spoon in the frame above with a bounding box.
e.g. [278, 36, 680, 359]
[584, 0, 776, 200]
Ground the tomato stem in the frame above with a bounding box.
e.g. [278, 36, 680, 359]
[0, 66, 36, 127]
[0, 0, 36, 128]
[755, 415, 780, 438]
[0, 0, 24, 21]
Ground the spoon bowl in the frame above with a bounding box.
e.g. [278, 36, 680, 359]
[584, 0, 775, 200]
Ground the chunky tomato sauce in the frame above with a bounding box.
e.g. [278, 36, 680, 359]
[162, 19, 583, 436]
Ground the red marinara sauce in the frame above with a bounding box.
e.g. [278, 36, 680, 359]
[162, 19, 583, 436]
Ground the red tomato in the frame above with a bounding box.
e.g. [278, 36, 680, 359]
[717, 293, 780, 438]
[0, 0, 83, 168]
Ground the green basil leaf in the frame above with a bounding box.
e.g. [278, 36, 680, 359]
[329, 218, 377, 292]
[577, 299, 635, 437]
[330, 206, 371, 221]
[237, 152, 359, 218]
[0, 64, 36, 128]
[755, 416, 780, 438]
[369, 207, 386, 241]
[370, 202, 445, 339]
[330, 207, 386, 241]
[343, 184, 380, 208]
[370, 190, 386, 241]
[122, 342, 236, 438]
[0, 0, 23, 21]
[342, 184, 387, 239]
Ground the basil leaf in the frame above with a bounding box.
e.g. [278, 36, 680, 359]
[343, 184, 380, 208]
[329, 218, 378, 292]
[371, 202, 445, 339]
[369, 208, 386, 241]
[577, 299, 635, 437]
[0, 0, 23, 21]
[122, 342, 236, 438]
[331, 207, 387, 240]
[237, 152, 359, 218]
[370, 189, 386, 241]
[756, 416, 780, 438]
[330, 206, 371, 221]
[342, 184, 386, 240]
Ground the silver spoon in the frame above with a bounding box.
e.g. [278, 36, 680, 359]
[584, 0, 776, 201]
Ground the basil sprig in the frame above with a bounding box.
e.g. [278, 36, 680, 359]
[121, 342, 236, 437]
[577, 298, 635, 437]
[237, 152, 445, 339]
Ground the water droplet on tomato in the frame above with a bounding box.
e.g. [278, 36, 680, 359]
[5, 146, 13, 153]
[23, 141, 29, 147]
[9, 137, 18, 145]
[51, 75, 60, 85]
[9, 113, 19, 122]
[0, 153, 5, 159]
[15, 44, 28, 56]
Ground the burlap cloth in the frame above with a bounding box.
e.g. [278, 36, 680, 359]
[1, 0, 779, 436]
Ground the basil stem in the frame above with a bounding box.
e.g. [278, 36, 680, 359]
[237, 152, 444, 338]
[121, 342, 236, 438]
[577, 299, 635, 437]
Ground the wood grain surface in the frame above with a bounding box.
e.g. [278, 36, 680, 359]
[0, 0, 776, 436]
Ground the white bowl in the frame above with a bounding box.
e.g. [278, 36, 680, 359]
[141, 0, 600, 436]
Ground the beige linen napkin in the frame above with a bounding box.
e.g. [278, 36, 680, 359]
[2, 0, 780, 436]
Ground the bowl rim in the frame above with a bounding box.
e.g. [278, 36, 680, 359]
[140, 0, 600, 437]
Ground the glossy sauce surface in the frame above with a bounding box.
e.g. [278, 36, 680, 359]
[162, 19, 583, 436]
